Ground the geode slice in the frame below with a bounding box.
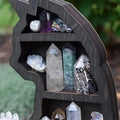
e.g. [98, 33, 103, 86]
[63, 44, 76, 90]
[74, 54, 97, 95]
[46, 43, 64, 92]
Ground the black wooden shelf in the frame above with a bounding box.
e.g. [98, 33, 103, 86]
[9, 0, 119, 119]
[43, 91, 100, 103]
[19, 33, 77, 42]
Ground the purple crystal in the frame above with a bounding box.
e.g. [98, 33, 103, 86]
[40, 10, 51, 33]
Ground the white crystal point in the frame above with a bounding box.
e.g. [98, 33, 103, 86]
[66, 102, 81, 120]
[12, 113, 19, 120]
[6, 111, 12, 120]
[75, 54, 89, 69]
[46, 43, 64, 92]
[30, 20, 41, 32]
[0, 112, 5, 119]
[27, 54, 46, 73]
[41, 116, 50, 120]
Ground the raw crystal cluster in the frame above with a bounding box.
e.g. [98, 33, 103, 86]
[74, 54, 98, 95]
[52, 19, 72, 32]
[51, 108, 65, 120]
[66, 102, 81, 120]
[27, 54, 46, 73]
[0, 111, 19, 120]
[46, 44, 64, 92]
[29, 10, 72, 33]
[62, 44, 76, 90]
[91, 112, 103, 120]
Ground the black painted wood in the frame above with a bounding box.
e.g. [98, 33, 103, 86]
[9, 0, 119, 120]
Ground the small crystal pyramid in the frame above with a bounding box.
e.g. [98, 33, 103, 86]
[66, 102, 81, 120]
[6, 111, 12, 120]
[41, 116, 50, 120]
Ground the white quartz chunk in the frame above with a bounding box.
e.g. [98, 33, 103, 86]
[27, 54, 46, 73]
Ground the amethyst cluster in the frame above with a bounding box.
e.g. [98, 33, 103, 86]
[29, 10, 72, 33]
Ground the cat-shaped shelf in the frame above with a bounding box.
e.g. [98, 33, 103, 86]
[9, 0, 119, 120]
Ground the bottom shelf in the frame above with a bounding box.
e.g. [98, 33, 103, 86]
[41, 99, 101, 120]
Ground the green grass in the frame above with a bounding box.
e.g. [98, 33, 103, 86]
[0, 64, 35, 119]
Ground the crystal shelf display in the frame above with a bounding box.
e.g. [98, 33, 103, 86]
[66, 102, 82, 120]
[62, 44, 76, 90]
[46, 43, 64, 92]
[74, 54, 98, 95]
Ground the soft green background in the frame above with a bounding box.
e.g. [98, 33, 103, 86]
[0, 64, 35, 119]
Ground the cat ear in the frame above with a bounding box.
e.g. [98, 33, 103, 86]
[8, 0, 39, 18]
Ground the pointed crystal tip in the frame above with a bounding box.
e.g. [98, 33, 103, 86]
[41, 116, 50, 120]
[67, 102, 80, 111]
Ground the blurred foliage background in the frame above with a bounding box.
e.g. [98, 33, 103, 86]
[0, 0, 120, 119]
[0, 0, 120, 45]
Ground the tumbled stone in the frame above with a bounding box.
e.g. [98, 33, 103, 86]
[27, 54, 46, 73]
[46, 43, 64, 92]
[74, 54, 98, 95]
[63, 44, 76, 90]
[91, 112, 103, 120]
[30, 20, 40, 32]
[51, 108, 65, 120]
[41, 116, 50, 120]
[66, 102, 81, 120]
[40, 10, 51, 33]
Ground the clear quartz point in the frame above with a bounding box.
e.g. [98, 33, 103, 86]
[66, 102, 82, 120]
[41, 116, 50, 120]
[46, 43, 64, 92]
[13, 113, 19, 120]
[0, 112, 5, 119]
[6, 111, 12, 120]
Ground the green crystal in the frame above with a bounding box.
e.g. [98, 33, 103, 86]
[63, 45, 76, 90]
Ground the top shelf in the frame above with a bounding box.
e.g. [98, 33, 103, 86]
[43, 91, 100, 104]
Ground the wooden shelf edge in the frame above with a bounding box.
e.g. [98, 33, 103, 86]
[43, 91, 100, 103]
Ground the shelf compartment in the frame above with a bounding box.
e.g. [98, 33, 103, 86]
[43, 91, 100, 103]
[41, 99, 101, 120]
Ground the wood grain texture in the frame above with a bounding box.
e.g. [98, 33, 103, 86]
[9, 0, 119, 120]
